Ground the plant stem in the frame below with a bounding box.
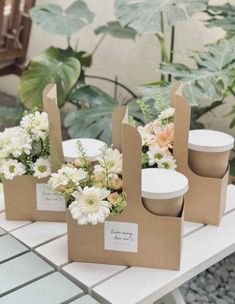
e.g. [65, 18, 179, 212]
[84, 74, 137, 98]
[169, 26, 175, 82]
[67, 36, 71, 48]
[91, 34, 106, 55]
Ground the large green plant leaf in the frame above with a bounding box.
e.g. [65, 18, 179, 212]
[0, 102, 25, 129]
[30, 0, 94, 37]
[160, 38, 235, 105]
[95, 21, 137, 39]
[207, 4, 235, 37]
[115, 0, 208, 34]
[64, 86, 144, 144]
[20, 47, 81, 110]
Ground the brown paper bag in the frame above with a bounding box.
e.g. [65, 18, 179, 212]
[3, 83, 65, 221]
[67, 104, 184, 270]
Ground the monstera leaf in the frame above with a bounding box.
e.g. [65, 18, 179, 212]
[30, 0, 94, 36]
[115, 0, 208, 34]
[160, 38, 235, 105]
[95, 21, 137, 39]
[20, 47, 81, 110]
[207, 4, 235, 36]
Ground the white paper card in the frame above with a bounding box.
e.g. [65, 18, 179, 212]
[104, 221, 138, 253]
[36, 184, 65, 211]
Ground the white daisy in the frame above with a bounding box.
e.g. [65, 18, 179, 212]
[58, 167, 87, 185]
[21, 111, 49, 140]
[147, 146, 168, 166]
[157, 155, 177, 170]
[69, 186, 111, 225]
[33, 157, 51, 179]
[98, 147, 122, 174]
[1, 159, 26, 180]
[158, 106, 175, 121]
[48, 172, 69, 190]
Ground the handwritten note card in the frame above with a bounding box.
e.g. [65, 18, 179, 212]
[104, 221, 138, 253]
[36, 184, 66, 212]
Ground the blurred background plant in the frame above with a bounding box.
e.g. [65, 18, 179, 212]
[0, 0, 235, 175]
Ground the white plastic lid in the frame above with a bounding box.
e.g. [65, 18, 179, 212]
[62, 138, 106, 162]
[142, 168, 188, 200]
[188, 130, 234, 153]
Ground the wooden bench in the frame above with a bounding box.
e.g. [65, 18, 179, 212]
[0, 184, 235, 303]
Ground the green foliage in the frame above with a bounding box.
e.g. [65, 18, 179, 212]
[115, 0, 208, 34]
[137, 99, 152, 124]
[19, 47, 81, 110]
[160, 38, 235, 106]
[0, 100, 25, 128]
[207, 4, 235, 37]
[95, 21, 137, 40]
[30, 0, 94, 37]
[230, 157, 235, 177]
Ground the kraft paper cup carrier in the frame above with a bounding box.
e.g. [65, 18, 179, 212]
[67, 101, 187, 270]
[173, 85, 232, 226]
[3, 84, 66, 221]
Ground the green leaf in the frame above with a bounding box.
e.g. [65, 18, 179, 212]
[115, 0, 208, 34]
[229, 158, 235, 176]
[67, 85, 116, 106]
[30, 0, 94, 37]
[75, 51, 92, 68]
[95, 21, 137, 39]
[0, 104, 25, 128]
[160, 38, 235, 105]
[207, 4, 235, 37]
[20, 47, 81, 110]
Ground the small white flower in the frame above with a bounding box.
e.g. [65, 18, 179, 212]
[158, 106, 175, 121]
[157, 155, 177, 170]
[33, 157, 51, 179]
[98, 147, 122, 174]
[137, 126, 154, 146]
[21, 111, 49, 140]
[0, 127, 32, 158]
[49, 172, 69, 190]
[1, 159, 26, 180]
[69, 186, 111, 225]
[147, 146, 168, 166]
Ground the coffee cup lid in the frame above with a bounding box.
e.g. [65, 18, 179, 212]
[141, 168, 188, 200]
[188, 130, 234, 153]
[62, 138, 106, 162]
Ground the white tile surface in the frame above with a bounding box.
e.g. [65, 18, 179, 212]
[11, 222, 67, 248]
[93, 210, 235, 304]
[63, 262, 127, 292]
[36, 235, 68, 267]
[0, 213, 31, 232]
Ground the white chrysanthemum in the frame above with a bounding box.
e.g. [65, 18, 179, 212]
[69, 186, 111, 225]
[33, 157, 51, 179]
[21, 111, 49, 140]
[157, 155, 177, 170]
[137, 126, 154, 146]
[98, 148, 122, 174]
[48, 166, 87, 190]
[147, 146, 168, 166]
[0, 127, 32, 158]
[158, 106, 175, 121]
[1, 159, 26, 180]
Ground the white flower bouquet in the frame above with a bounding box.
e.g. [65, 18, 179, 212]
[137, 106, 177, 170]
[49, 142, 127, 225]
[0, 111, 51, 180]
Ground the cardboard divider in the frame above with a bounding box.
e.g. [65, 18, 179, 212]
[173, 85, 229, 226]
[3, 83, 66, 222]
[67, 103, 184, 270]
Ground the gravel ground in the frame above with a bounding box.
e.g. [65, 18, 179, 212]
[180, 253, 235, 303]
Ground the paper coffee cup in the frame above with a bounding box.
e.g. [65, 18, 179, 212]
[62, 138, 106, 163]
[188, 130, 234, 178]
[141, 168, 188, 217]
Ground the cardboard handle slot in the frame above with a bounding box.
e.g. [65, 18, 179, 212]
[43, 83, 64, 172]
[112, 106, 128, 151]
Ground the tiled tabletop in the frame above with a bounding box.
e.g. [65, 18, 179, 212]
[0, 184, 235, 304]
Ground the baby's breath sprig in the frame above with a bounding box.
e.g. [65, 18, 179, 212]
[129, 116, 137, 127]
[99, 145, 110, 188]
[137, 99, 152, 124]
[77, 141, 93, 177]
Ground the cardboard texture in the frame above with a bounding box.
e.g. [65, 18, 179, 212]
[67, 105, 184, 270]
[3, 84, 65, 221]
[173, 85, 229, 226]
